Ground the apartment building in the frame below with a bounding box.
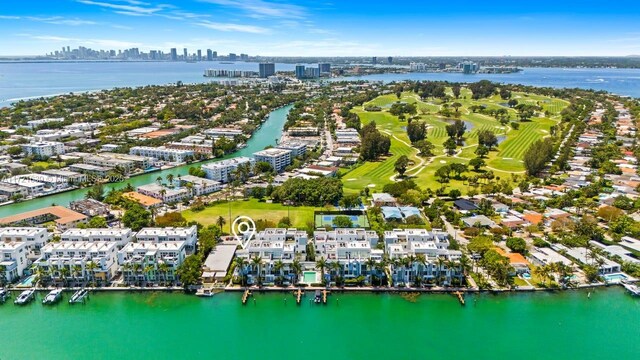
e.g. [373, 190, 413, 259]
[117, 241, 186, 284]
[61, 228, 134, 248]
[135, 226, 198, 252]
[253, 148, 292, 173]
[129, 146, 194, 163]
[202, 157, 255, 183]
[34, 241, 119, 284]
[21, 141, 65, 157]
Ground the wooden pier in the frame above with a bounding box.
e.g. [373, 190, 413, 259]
[453, 291, 465, 306]
[241, 289, 252, 305]
[322, 289, 329, 304]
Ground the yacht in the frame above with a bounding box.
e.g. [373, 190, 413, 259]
[14, 289, 35, 305]
[314, 290, 322, 304]
[42, 289, 63, 305]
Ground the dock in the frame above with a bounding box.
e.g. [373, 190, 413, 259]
[241, 289, 252, 305]
[322, 289, 329, 304]
[294, 288, 303, 305]
[453, 291, 465, 306]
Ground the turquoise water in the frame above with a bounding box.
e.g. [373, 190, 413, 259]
[303, 271, 317, 283]
[0, 104, 292, 218]
[0, 289, 637, 359]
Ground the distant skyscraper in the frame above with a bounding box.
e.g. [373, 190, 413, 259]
[197, 49, 202, 61]
[240, 53, 249, 61]
[387, 57, 393, 64]
[319, 63, 331, 73]
[229, 53, 237, 61]
[206, 49, 213, 61]
[183, 48, 188, 60]
[372, 56, 377, 64]
[170, 48, 178, 61]
[259, 63, 275, 78]
[295, 65, 306, 79]
[212, 51, 218, 58]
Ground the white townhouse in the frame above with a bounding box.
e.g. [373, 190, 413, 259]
[135, 226, 198, 252]
[117, 241, 186, 284]
[0, 227, 51, 258]
[0, 241, 30, 282]
[313, 228, 383, 280]
[137, 183, 190, 204]
[61, 228, 134, 248]
[178, 175, 222, 196]
[34, 241, 119, 284]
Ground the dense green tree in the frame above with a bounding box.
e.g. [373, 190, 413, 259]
[122, 204, 152, 231]
[394, 155, 410, 177]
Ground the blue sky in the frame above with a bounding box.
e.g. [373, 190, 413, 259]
[1, 0, 639, 56]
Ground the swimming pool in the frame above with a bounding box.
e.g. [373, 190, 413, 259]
[522, 273, 531, 279]
[603, 273, 627, 283]
[17, 275, 35, 287]
[303, 271, 318, 284]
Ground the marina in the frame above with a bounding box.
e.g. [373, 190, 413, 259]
[13, 289, 35, 305]
[69, 289, 89, 304]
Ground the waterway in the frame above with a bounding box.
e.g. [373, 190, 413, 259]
[0, 289, 637, 359]
[0, 104, 292, 218]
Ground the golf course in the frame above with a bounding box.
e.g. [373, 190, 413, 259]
[342, 88, 569, 194]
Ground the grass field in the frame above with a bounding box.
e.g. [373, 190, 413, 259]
[342, 88, 568, 194]
[182, 198, 318, 232]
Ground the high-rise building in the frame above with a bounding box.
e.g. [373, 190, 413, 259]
[259, 63, 275, 78]
[197, 49, 202, 61]
[372, 56, 377, 64]
[319, 63, 331, 74]
[295, 65, 306, 79]
[228, 53, 237, 61]
[206, 49, 213, 61]
[183, 48, 188, 60]
[170, 48, 178, 61]
[387, 57, 393, 64]
[304, 67, 320, 79]
[212, 51, 218, 58]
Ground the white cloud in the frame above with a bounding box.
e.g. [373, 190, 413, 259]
[76, 0, 170, 16]
[196, 20, 270, 34]
[0, 15, 21, 20]
[23, 34, 142, 48]
[200, 0, 306, 19]
[26, 16, 98, 26]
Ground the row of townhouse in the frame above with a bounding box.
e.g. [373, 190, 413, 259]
[129, 146, 194, 163]
[200, 147, 296, 184]
[1, 226, 197, 285]
[234, 228, 461, 285]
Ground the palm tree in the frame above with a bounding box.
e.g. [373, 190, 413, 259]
[315, 258, 327, 285]
[390, 258, 401, 286]
[167, 174, 174, 186]
[159, 189, 167, 202]
[0, 264, 6, 286]
[251, 255, 263, 286]
[144, 265, 155, 284]
[233, 257, 248, 286]
[60, 266, 70, 286]
[415, 254, 427, 286]
[290, 259, 302, 285]
[133, 263, 142, 285]
[274, 260, 285, 286]
[364, 258, 377, 286]
[216, 216, 226, 230]
[156, 176, 163, 185]
[405, 255, 416, 285]
[459, 255, 471, 286]
[72, 264, 83, 286]
[122, 263, 132, 285]
[329, 261, 341, 285]
[436, 257, 446, 286]
[158, 262, 170, 286]
[86, 261, 98, 286]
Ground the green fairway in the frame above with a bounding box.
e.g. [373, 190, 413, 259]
[342, 88, 567, 194]
[182, 198, 318, 232]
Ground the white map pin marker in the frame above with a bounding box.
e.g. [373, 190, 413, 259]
[232, 215, 257, 249]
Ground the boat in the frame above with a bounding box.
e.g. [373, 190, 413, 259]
[196, 288, 215, 297]
[314, 290, 322, 304]
[622, 283, 640, 296]
[42, 289, 63, 305]
[14, 289, 35, 305]
[0, 288, 9, 303]
[69, 289, 89, 304]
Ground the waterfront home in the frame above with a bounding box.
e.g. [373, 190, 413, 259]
[129, 146, 193, 163]
[61, 228, 134, 248]
[117, 241, 186, 285]
[34, 241, 119, 285]
[561, 245, 622, 275]
[2, 176, 46, 196]
[136, 226, 198, 252]
[0, 206, 87, 231]
[41, 169, 87, 184]
[0, 241, 30, 282]
[69, 198, 111, 217]
[276, 142, 307, 157]
[590, 241, 640, 265]
[69, 163, 111, 178]
[202, 244, 236, 283]
[529, 247, 573, 267]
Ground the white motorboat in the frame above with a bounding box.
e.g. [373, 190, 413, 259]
[14, 289, 35, 305]
[42, 289, 63, 305]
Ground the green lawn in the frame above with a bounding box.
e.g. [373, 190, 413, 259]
[342, 89, 567, 194]
[182, 198, 318, 232]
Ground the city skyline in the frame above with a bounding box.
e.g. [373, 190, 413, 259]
[0, 0, 639, 57]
